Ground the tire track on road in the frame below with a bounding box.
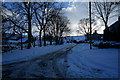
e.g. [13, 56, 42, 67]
[2, 44, 77, 78]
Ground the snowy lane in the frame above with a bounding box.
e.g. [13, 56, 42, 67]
[66, 44, 118, 78]
[2, 44, 76, 78]
[2, 44, 75, 65]
[2, 43, 118, 78]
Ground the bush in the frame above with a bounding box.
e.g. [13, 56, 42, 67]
[112, 44, 120, 48]
[93, 41, 120, 49]
[98, 42, 112, 49]
[72, 40, 77, 43]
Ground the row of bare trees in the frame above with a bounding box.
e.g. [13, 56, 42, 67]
[2, 2, 71, 49]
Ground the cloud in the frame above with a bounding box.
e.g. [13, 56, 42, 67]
[62, 2, 117, 36]
[62, 2, 88, 36]
[62, 3, 76, 12]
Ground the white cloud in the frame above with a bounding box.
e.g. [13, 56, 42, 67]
[62, 2, 117, 36]
[62, 2, 88, 36]
[63, 3, 76, 12]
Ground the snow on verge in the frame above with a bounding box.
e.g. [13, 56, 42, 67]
[67, 44, 119, 78]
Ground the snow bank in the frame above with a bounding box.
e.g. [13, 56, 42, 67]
[93, 40, 120, 45]
[2, 43, 74, 65]
[67, 44, 119, 78]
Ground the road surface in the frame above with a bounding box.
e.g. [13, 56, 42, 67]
[2, 44, 76, 79]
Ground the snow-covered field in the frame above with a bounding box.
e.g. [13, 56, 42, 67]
[66, 44, 119, 78]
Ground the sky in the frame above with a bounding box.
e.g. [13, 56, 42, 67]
[62, 2, 89, 36]
[61, 2, 118, 36]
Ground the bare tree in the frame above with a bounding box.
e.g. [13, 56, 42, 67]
[46, 12, 71, 45]
[33, 2, 44, 47]
[92, 1, 118, 40]
[2, 6, 29, 50]
[34, 2, 55, 46]
[33, 2, 64, 46]
[2, 7, 28, 34]
[93, 1, 118, 28]
[2, 2, 36, 49]
[78, 18, 101, 36]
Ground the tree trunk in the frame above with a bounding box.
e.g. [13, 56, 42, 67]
[103, 23, 109, 41]
[55, 36, 59, 45]
[27, 2, 32, 49]
[43, 3, 46, 46]
[103, 27, 109, 41]
[20, 33, 23, 50]
[50, 40, 52, 45]
[39, 31, 42, 47]
[33, 38, 35, 47]
[56, 22, 59, 45]
[43, 26, 46, 46]
[49, 36, 52, 45]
